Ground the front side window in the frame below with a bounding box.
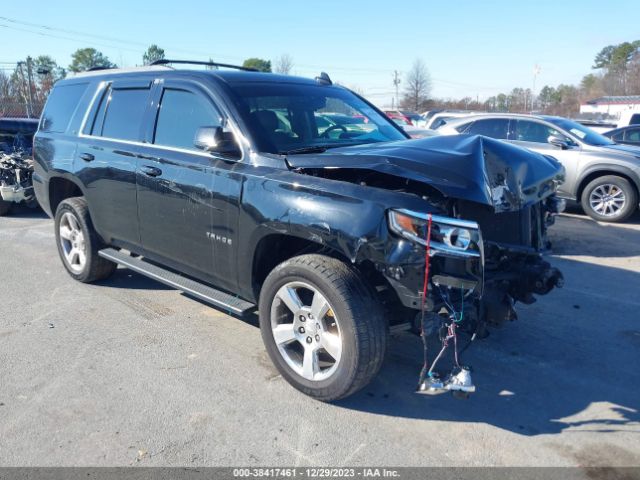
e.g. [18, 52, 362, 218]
[154, 88, 223, 150]
[466, 118, 509, 139]
[94, 87, 150, 141]
[546, 117, 614, 146]
[226, 82, 406, 154]
[514, 120, 562, 144]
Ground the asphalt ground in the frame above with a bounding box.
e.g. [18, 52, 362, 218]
[0, 206, 639, 467]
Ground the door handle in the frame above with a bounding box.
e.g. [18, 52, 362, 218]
[141, 165, 162, 177]
[79, 153, 94, 162]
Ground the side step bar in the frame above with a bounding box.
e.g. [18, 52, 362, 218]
[98, 248, 255, 315]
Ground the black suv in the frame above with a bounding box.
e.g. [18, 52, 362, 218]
[33, 62, 564, 400]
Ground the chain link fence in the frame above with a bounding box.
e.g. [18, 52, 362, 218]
[0, 102, 45, 119]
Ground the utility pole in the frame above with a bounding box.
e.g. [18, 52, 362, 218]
[16, 61, 31, 118]
[531, 64, 541, 112]
[392, 70, 401, 109]
[26, 57, 35, 118]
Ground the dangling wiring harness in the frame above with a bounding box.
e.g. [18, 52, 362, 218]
[416, 214, 477, 396]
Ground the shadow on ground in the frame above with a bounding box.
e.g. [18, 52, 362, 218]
[2, 204, 48, 219]
[335, 256, 640, 436]
[550, 212, 640, 258]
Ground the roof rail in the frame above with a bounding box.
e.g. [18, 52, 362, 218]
[150, 59, 258, 72]
[86, 65, 116, 72]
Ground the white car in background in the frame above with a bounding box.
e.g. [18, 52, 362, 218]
[426, 111, 484, 130]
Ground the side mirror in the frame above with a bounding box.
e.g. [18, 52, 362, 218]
[548, 135, 570, 149]
[194, 126, 240, 157]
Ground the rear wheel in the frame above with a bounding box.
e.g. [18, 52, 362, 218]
[0, 199, 11, 216]
[54, 197, 116, 282]
[259, 254, 387, 401]
[581, 175, 637, 223]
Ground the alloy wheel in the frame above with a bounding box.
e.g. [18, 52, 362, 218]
[270, 281, 342, 381]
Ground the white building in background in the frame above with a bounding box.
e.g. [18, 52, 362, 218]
[580, 95, 640, 119]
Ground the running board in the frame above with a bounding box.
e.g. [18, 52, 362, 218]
[98, 248, 255, 315]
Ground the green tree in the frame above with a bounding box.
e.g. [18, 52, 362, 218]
[142, 44, 165, 65]
[69, 48, 116, 73]
[242, 58, 271, 72]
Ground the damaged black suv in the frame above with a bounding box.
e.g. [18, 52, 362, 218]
[33, 61, 564, 401]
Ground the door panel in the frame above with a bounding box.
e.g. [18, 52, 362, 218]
[75, 81, 152, 248]
[136, 80, 242, 291]
[76, 140, 140, 247]
[136, 148, 216, 277]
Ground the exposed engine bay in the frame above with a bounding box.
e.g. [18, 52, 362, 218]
[0, 152, 36, 210]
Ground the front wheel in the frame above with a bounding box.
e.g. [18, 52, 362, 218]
[259, 254, 387, 401]
[581, 175, 638, 223]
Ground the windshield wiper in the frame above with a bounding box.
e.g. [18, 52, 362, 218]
[279, 146, 331, 155]
[280, 142, 368, 155]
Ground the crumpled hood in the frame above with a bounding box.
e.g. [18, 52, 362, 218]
[287, 135, 565, 212]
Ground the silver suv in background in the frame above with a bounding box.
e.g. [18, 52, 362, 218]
[438, 114, 640, 222]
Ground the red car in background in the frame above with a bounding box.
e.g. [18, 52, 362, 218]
[384, 110, 421, 126]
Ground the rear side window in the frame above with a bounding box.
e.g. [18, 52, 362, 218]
[626, 128, 640, 142]
[92, 86, 150, 141]
[40, 83, 88, 133]
[153, 88, 222, 150]
[513, 120, 562, 143]
[467, 119, 509, 139]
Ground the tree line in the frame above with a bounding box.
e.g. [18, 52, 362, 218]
[0, 45, 290, 118]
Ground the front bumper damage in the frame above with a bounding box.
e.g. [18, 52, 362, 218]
[378, 199, 564, 396]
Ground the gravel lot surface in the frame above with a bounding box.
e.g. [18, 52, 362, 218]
[1, 206, 639, 467]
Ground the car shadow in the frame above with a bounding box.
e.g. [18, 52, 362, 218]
[4, 204, 48, 219]
[550, 212, 640, 258]
[334, 257, 640, 437]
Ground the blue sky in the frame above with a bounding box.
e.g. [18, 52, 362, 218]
[1, 0, 638, 107]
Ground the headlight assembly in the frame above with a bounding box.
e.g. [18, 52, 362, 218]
[388, 209, 482, 258]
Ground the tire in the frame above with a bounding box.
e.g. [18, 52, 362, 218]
[581, 175, 638, 223]
[0, 199, 11, 216]
[259, 254, 387, 401]
[54, 197, 116, 283]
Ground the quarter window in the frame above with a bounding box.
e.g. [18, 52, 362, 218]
[40, 83, 88, 133]
[466, 119, 510, 139]
[514, 120, 562, 144]
[154, 88, 222, 150]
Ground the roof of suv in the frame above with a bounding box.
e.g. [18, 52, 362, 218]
[69, 66, 322, 87]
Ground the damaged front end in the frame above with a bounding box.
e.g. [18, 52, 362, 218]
[0, 152, 36, 208]
[288, 134, 565, 395]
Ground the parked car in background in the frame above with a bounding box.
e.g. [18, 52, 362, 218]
[439, 113, 640, 222]
[425, 111, 482, 130]
[603, 125, 640, 146]
[0, 118, 39, 216]
[384, 110, 420, 126]
[390, 117, 439, 138]
[0, 117, 38, 155]
[574, 119, 617, 134]
[617, 110, 640, 128]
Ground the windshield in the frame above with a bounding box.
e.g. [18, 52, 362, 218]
[546, 118, 615, 146]
[227, 82, 407, 154]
